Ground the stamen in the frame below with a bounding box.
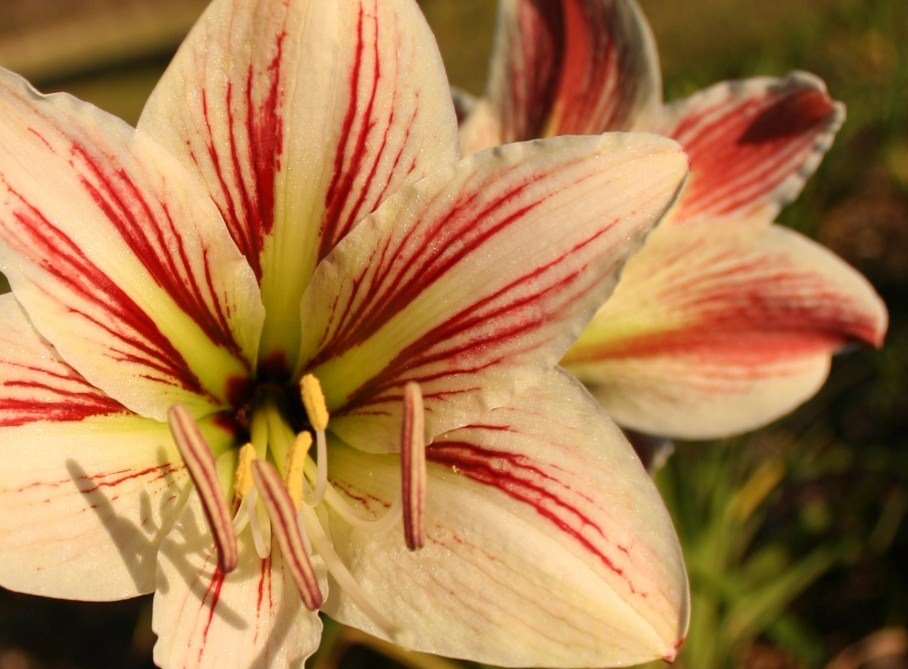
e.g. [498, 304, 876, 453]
[253, 461, 323, 610]
[285, 431, 312, 509]
[233, 443, 257, 503]
[300, 374, 329, 431]
[167, 404, 238, 573]
[300, 374, 330, 507]
[232, 445, 259, 537]
[299, 505, 411, 646]
[401, 382, 426, 551]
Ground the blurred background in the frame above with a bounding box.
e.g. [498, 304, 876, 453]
[0, 0, 905, 667]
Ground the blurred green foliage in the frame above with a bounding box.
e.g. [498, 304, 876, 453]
[652, 448, 837, 668]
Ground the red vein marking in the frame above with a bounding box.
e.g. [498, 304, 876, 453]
[339, 221, 613, 411]
[319, 2, 384, 261]
[0, 377, 124, 426]
[76, 463, 184, 494]
[199, 17, 287, 280]
[313, 166, 556, 364]
[504, 0, 564, 140]
[0, 183, 211, 398]
[199, 566, 227, 662]
[70, 143, 242, 358]
[428, 441, 641, 596]
[253, 555, 273, 646]
[671, 87, 835, 220]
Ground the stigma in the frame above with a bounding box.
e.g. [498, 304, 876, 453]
[166, 373, 428, 641]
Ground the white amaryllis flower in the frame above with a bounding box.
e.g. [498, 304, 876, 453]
[458, 0, 888, 440]
[0, 0, 691, 666]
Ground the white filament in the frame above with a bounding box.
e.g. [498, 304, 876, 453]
[323, 482, 404, 533]
[232, 499, 250, 534]
[298, 505, 411, 646]
[303, 429, 329, 507]
[245, 487, 272, 559]
[302, 453, 404, 532]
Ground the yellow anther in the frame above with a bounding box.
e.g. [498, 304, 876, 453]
[285, 431, 313, 510]
[300, 374, 330, 431]
[233, 443, 257, 500]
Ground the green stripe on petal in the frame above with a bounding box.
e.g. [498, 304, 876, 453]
[140, 0, 458, 368]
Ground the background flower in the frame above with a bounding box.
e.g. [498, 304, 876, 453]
[455, 0, 887, 441]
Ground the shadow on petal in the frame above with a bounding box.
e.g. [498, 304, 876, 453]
[65, 449, 184, 595]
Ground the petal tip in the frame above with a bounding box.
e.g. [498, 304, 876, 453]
[868, 300, 889, 350]
[840, 269, 888, 350]
[662, 635, 686, 664]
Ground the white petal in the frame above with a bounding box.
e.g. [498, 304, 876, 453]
[0, 415, 194, 601]
[0, 68, 263, 419]
[299, 133, 687, 453]
[564, 219, 887, 438]
[458, 99, 503, 156]
[323, 370, 688, 667]
[0, 293, 221, 600]
[139, 0, 458, 365]
[0, 293, 123, 426]
[153, 500, 322, 668]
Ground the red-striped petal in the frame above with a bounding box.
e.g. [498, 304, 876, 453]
[0, 412, 198, 601]
[0, 296, 242, 601]
[139, 0, 458, 366]
[0, 294, 124, 427]
[153, 500, 322, 668]
[485, 0, 661, 142]
[297, 133, 687, 452]
[323, 370, 687, 666]
[662, 72, 844, 224]
[0, 68, 264, 420]
[563, 219, 887, 439]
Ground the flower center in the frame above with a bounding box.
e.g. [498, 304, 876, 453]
[166, 374, 426, 644]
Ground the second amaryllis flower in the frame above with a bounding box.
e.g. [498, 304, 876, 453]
[458, 0, 888, 439]
[0, 0, 690, 666]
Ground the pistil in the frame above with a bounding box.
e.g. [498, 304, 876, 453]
[167, 404, 238, 573]
[298, 503, 410, 645]
[244, 486, 272, 559]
